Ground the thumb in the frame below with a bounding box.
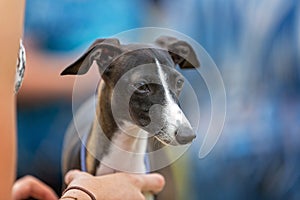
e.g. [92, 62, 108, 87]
[64, 170, 91, 185]
[139, 173, 165, 194]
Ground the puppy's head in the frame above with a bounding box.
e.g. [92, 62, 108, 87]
[61, 36, 200, 145]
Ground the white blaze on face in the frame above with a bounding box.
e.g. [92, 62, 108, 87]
[155, 59, 190, 138]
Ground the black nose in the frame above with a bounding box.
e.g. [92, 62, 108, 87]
[175, 127, 196, 144]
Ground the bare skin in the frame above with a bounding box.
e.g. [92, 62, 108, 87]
[0, 0, 25, 199]
[12, 176, 58, 200]
[62, 170, 165, 200]
[12, 171, 165, 200]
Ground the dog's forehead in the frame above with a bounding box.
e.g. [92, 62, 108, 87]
[118, 46, 173, 67]
[121, 44, 172, 61]
[106, 45, 182, 84]
[124, 60, 182, 84]
[122, 43, 156, 50]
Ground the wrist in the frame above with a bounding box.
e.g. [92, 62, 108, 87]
[61, 186, 96, 200]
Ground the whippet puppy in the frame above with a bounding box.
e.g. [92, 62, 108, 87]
[61, 36, 200, 199]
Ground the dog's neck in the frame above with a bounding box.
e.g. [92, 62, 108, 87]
[96, 125, 148, 175]
[86, 81, 148, 175]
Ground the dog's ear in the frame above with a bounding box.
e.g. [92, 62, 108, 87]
[61, 38, 122, 76]
[155, 36, 200, 69]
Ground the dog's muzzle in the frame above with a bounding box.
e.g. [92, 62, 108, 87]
[140, 103, 196, 146]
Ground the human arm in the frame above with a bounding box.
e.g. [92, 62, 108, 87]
[0, 0, 25, 199]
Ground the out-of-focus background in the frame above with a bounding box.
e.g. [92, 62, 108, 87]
[17, 0, 300, 199]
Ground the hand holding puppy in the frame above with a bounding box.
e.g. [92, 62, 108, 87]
[62, 170, 165, 200]
[12, 171, 165, 200]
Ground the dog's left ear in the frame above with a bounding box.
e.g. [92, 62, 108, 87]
[61, 38, 122, 76]
[155, 36, 200, 69]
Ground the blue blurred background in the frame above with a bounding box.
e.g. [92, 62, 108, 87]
[17, 0, 300, 199]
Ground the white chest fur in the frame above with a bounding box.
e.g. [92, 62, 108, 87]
[95, 128, 148, 175]
[94, 124, 154, 200]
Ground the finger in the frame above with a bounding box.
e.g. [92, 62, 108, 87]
[136, 173, 165, 194]
[65, 169, 92, 185]
[12, 176, 58, 200]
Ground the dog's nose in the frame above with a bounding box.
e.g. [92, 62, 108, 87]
[175, 127, 196, 144]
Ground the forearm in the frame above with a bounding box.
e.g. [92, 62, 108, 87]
[0, 0, 25, 199]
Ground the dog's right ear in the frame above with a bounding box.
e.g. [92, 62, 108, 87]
[60, 38, 122, 76]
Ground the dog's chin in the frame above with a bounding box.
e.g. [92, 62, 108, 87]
[154, 134, 180, 146]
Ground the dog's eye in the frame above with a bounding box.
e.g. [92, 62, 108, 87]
[132, 82, 151, 95]
[176, 79, 184, 89]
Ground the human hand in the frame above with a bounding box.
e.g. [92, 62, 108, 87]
[12, 175, 58, 200]
[61, 170, 165, 200]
